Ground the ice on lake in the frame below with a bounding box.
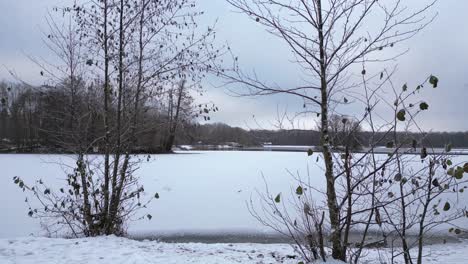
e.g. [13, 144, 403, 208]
[0, 151, 325, 238]
[1, 150, 467, 239]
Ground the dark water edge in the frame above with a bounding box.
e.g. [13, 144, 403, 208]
[130, 230, 464, 247]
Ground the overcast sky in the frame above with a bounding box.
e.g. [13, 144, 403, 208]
[1, 0, 467, 131]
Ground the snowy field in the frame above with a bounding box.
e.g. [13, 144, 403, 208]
[1, 235, 468, 264]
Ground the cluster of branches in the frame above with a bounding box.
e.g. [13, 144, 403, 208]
[250, 75, 468, 264]
[10, 0, 222, 237]
[215, 0, 468, 263]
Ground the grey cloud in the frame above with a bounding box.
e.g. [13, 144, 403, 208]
[1, 0, 467, 130]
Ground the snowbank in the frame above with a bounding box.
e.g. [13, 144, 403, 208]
[1, 236, 467, 263]
[0, 236, 301, 264]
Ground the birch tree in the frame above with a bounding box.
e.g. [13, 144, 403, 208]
[217, 0, 441, 261]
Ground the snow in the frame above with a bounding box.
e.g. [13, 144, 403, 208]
[0, 236, 301, 264]
[0, 151, 323, 238]
[262, 145, 312, 151]
[1, 151, 468, 263]
[177, 145, 193, 150]
[0, 235, 467, 264]
[1, 151, 467, 238]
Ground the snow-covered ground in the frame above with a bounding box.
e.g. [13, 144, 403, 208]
[1, 235, 468, 264]
[1, 151, 468, 263]
[0, 236, 309, 264]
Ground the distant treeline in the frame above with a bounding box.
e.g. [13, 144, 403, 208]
[1, 81, 465, 153]
[0, 81, 213, 153]
[181, 123, 468, 149]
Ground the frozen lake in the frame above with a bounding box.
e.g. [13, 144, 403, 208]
[1, 151, 467, 241]
[1, 151, 325, 238]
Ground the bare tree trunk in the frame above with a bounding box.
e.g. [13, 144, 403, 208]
[77, 154, 94, 235]
[113, 0, 148, 228]
[107, 0, 126, 234]
[316, 0, 343, 259]
[102, 0, 111, 232]
[164, 81, 185, 152]
[343, 147, 353, 260]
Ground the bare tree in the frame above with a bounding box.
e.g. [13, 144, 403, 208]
[213, 0, 459, 261]
[13, 0, 222, 237]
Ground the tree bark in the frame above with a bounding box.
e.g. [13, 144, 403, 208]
[317, 0, 344, 260]
[102, 0, 111, 232]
